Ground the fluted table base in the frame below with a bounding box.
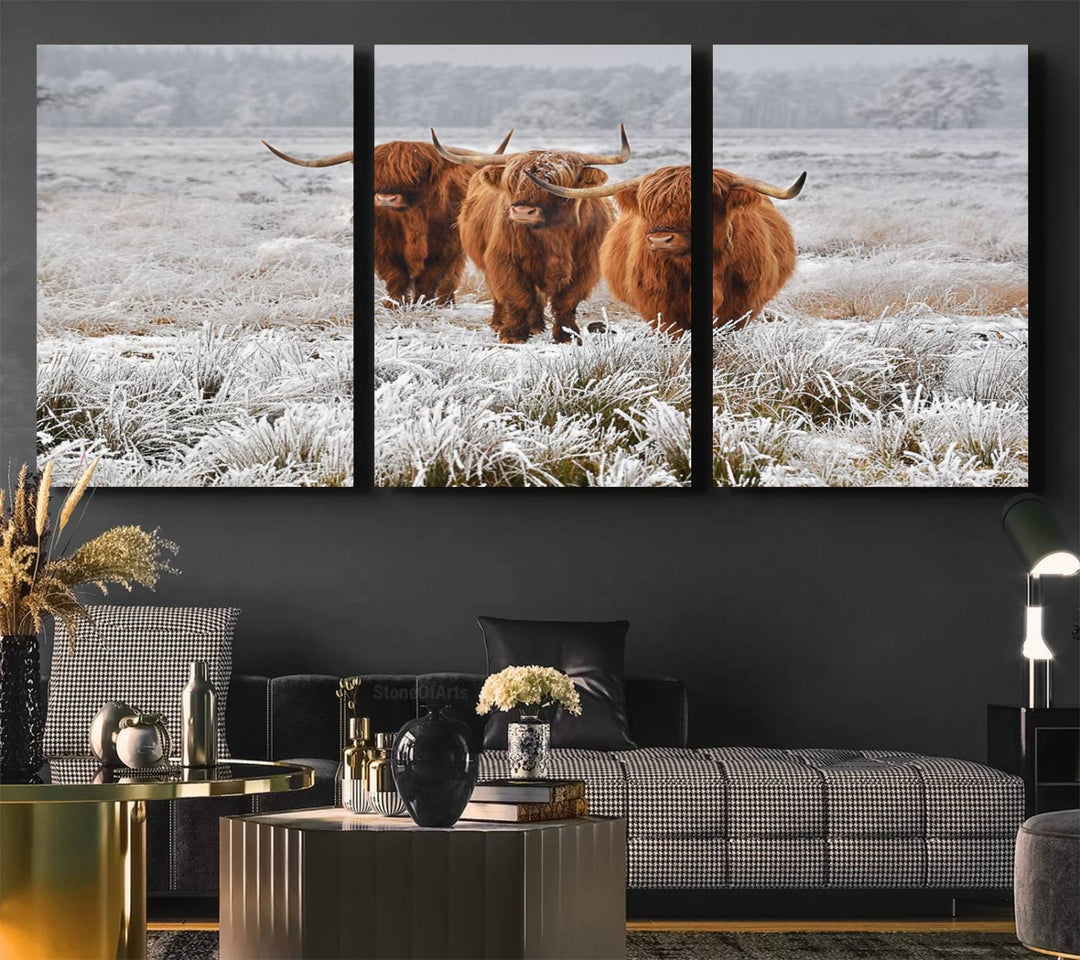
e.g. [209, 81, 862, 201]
[219, 808, 627, 959]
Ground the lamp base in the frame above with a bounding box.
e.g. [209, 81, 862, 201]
[1028, 659, 1051, 709]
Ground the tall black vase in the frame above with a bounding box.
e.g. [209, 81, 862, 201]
[391, 705, 477, 827]
[0, 635, 46, 781]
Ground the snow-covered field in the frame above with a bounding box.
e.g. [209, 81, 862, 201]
[41, 125, 1020, 488]
[713, 127, 1028, 487]
[37, 128, 354, 487]
[374, 127, 693, 488]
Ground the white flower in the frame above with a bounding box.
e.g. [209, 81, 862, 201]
[476, 665, 583, 717]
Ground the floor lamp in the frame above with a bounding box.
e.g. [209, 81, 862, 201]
[1002, 494, 1080, 708]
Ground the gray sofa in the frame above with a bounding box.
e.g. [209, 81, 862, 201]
[147, 672, 1024, 916]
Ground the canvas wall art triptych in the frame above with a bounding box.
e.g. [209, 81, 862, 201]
[35, 44, 1028, 488]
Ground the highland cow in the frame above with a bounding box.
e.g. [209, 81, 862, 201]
[372, 131, 512, 305]
[263, 132, 512, 306]
[433, 126, 631, 343]
[527, 164, 805, 332]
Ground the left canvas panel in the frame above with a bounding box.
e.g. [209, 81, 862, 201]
[36, 45, 354, 487]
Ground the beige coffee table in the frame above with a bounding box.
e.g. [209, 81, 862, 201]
[220, 808, 627, 959]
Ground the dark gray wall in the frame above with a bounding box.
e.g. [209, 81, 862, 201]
[2, 2, 1077, 762]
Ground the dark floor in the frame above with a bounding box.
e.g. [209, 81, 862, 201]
[148, 929, 1032, 959]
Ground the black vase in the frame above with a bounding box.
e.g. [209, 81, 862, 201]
[391, 705, 477, 827]
[0, 635, 46, 781]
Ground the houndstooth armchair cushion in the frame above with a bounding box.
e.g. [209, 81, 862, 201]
[44, 605, 238, 761]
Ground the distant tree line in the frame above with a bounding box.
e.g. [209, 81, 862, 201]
[37, 46, 352, 127]
[853, 60, 1005, 129]
[375, 63, 691, 130]
[714, 54, 1025, 129]
[37, 46, 1024, 132]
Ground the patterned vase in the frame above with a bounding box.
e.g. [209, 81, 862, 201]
[0, 635, 46, 781]
[507, 716, 550, 780]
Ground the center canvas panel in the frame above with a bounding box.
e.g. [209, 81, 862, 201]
[374, 45, 692, 488]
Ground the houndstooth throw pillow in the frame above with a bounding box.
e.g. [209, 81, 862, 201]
[44, 605, 239, 761]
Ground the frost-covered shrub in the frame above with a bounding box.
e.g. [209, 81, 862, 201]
[713, 414, 799, 487]
[713, 318, 1028, 487]
[373, 284, 692, 487]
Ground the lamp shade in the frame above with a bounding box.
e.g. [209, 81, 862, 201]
[1002, 495, 1080, 576]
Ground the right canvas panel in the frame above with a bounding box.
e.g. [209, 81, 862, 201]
[712, 45, 1028, 487]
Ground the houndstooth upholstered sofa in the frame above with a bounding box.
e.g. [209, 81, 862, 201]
[145, 672, 1024, 916]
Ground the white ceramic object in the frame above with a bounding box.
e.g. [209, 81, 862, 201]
[115, 713, 170, 768]
[507, 720, 550, 780]
[89, 701, 136, 766]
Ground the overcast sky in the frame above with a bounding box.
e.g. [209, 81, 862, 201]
[376, 45, 690, 70]
[714, 44, 1025, 74]
[41, 44, 351, 60]
[44, 43, 1021, 73]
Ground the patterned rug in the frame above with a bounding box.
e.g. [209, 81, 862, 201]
[625, 931, 1030, 958]
[149, 929, 1031, 958]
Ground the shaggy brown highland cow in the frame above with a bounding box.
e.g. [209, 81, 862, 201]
[528, 163, 805, 332]
[710, 166, 804, 327]
[372, 131, 512, 305]
[263, 132, 512, 306]
[433, 126, 632, 343]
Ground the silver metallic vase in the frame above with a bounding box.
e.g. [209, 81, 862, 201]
[181, 660, 217, 767]
[89, 701, 136, 767]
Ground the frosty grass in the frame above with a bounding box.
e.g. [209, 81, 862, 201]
[37, 128, 354, 487]
[711, 127, 1026, 487]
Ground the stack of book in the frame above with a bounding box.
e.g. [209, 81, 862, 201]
[460, 778, 588, 822]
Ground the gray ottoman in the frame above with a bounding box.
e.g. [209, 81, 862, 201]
[1015, 810, 1080, 959]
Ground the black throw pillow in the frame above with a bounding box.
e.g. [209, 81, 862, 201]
[478, 617, 636, 751]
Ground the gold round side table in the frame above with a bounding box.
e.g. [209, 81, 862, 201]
[0, 756, 313, 960]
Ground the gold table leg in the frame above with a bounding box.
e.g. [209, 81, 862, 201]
[0, 800, 147, 960]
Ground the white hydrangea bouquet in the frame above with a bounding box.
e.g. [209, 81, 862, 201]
[477, 666, 582, 779]
[476, 665, 582, 719]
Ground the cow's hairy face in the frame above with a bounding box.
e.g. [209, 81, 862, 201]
[374, 141, 452, 211]
[480, 152, 608, 227]
[627, 165, 691, 256]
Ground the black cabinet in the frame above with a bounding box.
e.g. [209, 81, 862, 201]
[988, 705, 1080, 818]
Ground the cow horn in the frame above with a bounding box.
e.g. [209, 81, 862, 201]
[431, 128, 513, 166]
[575, 124, 632, 165]
[493, 128, 514, 154]
[439, 128, 514, 158]
[730, 170, 806, 200]
[525, 170, 644, 200]
[262, 140, 354, 167]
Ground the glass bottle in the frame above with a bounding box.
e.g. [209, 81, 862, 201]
[341, 716, 372, 813]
